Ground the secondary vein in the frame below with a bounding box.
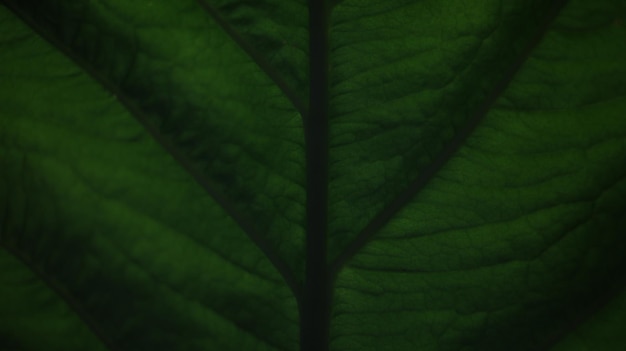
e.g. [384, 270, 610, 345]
[330, 0, 571, 279]
[196, 0, 308, 119]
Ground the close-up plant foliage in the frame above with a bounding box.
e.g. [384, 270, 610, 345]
[1, 0, 626, 350]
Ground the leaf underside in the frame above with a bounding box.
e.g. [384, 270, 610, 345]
[1, 0, 626, 350]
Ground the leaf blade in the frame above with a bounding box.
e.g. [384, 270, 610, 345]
[0, 5, 299, 349]
[330, 0, 626, 349]
[1, 0, 309, 284]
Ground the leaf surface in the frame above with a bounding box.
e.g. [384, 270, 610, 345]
[1, 0, 626, 350]
[0, 5, 299, 350]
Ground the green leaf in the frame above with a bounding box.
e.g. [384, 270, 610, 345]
[1, 0, 625, 350]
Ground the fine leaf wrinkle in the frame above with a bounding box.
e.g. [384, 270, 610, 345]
[326, 0, 571, 267]
[0, 4, 301, 350]
[2, 0, 626, 350]
[195, 0, 308, 117]
[330, 0, 570, 277]
[330, 0, 626, 350]
[1, 0, 305, 295]
[0, 246, 116, 351]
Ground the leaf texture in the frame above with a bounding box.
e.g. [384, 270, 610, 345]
[0, 5, 299, 350]
[1, 0, 626, 350]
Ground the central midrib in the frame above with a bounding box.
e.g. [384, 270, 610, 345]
[301, 0, 331, 351]
[300, 1, 572, 350]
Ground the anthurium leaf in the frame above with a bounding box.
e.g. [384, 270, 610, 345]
[1, 0, 626, 351]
